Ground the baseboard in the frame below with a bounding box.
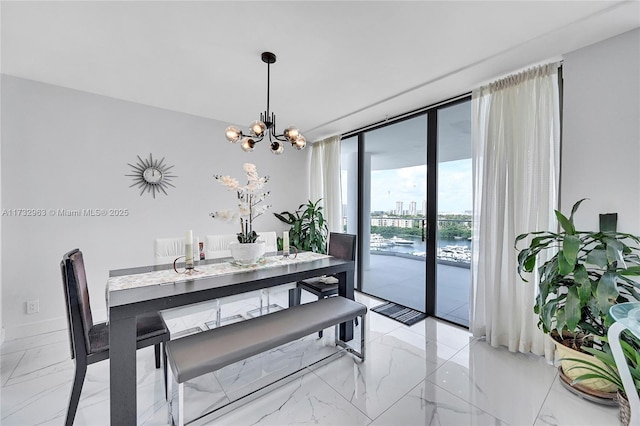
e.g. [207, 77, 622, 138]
[4, 315, 68, 341]
[3, 307, 107, 341]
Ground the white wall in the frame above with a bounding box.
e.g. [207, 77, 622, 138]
[0, 75, 309, 340]
[562, 28, 640, 233]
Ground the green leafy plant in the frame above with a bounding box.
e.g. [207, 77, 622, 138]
[274, 199, 328, 254]
[515, 199, 640, 348]
[564, 332, 640, 397]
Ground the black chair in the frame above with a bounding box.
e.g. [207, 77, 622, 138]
[61, 249, 169, 426]
[289, 233, 357, 337]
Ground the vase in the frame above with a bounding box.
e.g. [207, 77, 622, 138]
[229, 241, 266, 265]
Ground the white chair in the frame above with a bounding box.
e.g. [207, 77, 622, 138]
[154, 237, 202, 266]
[204, 234, 237, 260]
[154, 237, 184, 265]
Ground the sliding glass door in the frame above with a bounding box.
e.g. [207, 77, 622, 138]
[436, 100, 472, 326]
[340, 96, 472, 327]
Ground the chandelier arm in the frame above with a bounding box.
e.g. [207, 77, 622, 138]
[265, 62, 271, 118]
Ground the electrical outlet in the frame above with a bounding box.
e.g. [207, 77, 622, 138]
[27, 299, 39, 314]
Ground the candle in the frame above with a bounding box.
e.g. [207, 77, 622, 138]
[283, 231, 290, 255]
[185, 230, 194, 267]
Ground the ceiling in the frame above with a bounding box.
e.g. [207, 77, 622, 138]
[2, 1, 639, 145]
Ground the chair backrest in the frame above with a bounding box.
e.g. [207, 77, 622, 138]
[328, 232, 356, 261]
[205, 231, 278, 259]
[154, 237, 185, 265]
[255, 231, 278, 254]
[61, 248, 93, 360]
[205, 234, 237, 259]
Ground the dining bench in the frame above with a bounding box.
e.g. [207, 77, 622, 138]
[165, 296, 367, 426]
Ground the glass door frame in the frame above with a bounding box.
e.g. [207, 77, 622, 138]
[347, 94, 471, 321]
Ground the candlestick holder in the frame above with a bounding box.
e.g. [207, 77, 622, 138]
[173, 256, 201, 275]
[281, 246, 298, 260]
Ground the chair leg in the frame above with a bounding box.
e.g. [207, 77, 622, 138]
[65, 359, 87, 426]
[154, 343, 161, 369]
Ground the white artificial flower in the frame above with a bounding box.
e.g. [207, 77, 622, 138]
[210, 209, 237, 222]
[218, 175, 240, 190]
[212, 164, 272, 241]
[253, 204, 271, 217]
[237, 202, 250, 216]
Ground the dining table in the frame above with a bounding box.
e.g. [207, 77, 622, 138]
[106, 252, 355, 425]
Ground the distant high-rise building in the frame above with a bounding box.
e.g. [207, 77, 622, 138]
[409, 201, 417, 216]
[395, 201, 403, 216]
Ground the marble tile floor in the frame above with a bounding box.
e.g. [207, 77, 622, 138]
[0, 291, 620, 425]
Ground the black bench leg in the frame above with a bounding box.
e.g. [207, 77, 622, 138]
[154, 343, 161, 369]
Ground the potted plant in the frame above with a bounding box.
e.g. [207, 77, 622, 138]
[564, 333, 640, 425]
[515, 199, 640, 392]
[274, 199, 328, 254]
[210, 163, 271, 264]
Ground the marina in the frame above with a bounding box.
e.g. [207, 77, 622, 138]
[370, 234, 471, 264]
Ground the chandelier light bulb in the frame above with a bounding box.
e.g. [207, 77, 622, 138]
[240, 137, 255, 152]
[294, 135, 306, 150]
[225, 126, 242, 143]
[284, 126, 300, 143]
[270, 141, 284, 155]
[250, 120, 266, 137]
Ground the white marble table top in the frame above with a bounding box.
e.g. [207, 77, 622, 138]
[107, 252, 330, 292]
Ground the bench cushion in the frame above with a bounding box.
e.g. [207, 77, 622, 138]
[165, 296, 366, 383]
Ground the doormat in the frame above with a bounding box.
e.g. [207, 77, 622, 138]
[371, 302, 427, 326]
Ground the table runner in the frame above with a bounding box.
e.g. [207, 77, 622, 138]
[107, 252, 330, 292]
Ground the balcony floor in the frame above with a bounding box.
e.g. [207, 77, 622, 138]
[362, 253, 470, 327]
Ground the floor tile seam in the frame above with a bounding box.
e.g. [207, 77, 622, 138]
[531, 371, 560, 426]
[421, 374, 512, 424]
[0, 336, 68, 356]
[305, 362, 375, 424]
[1, 350, 27, 387]
[0, 376, 70, 421]
[366, 375, 429, 424]
[399, 324, 471, 355]
[4, 358, 73, 388]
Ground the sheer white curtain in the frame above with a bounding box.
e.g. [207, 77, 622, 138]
[471, 63, 560, 360]
[310, 135, 342, 233]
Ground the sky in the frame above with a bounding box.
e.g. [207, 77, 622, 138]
[342, 159, 472, 215]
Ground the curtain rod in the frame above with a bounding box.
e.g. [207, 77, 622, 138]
[341, 92, 471, 140]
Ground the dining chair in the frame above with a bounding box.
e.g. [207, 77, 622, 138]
[154, 237, 185, 264]
[61, 248, 169, 426]
[290, 232, 357, 337]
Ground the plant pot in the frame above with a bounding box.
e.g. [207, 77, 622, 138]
[553, 335, 618, 394]
[229, 241, 266, 265]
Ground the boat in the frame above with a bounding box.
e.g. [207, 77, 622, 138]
[437, 245, 471, 263]
[388, 236, 413, 245]
[370, 234, 392, 248]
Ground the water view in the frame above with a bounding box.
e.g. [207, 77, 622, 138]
[370, 234, 471, 264]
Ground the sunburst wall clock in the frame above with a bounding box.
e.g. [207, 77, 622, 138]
[126, 154, 177, 198]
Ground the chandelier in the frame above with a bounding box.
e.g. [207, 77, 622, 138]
[225, 52, 306, 155]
